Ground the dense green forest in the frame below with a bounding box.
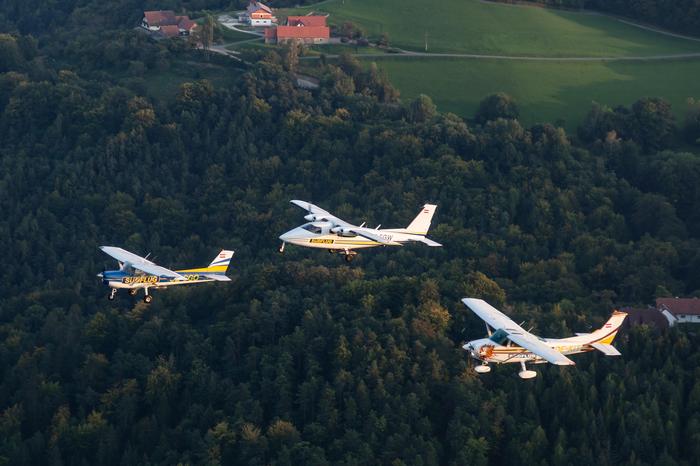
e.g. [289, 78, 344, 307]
[3, 2, 700, 463]
[494, 0, 700, 36]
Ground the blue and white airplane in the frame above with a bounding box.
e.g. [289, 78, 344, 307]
[97, 246, 233, 303]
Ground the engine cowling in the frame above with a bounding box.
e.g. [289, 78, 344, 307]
[478, 344, 495, 359]
[304, 214, 330, 222]
[330, 226, 357, 237]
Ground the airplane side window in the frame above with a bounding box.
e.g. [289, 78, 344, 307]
[302, 224, 323, 234]
[489, 328, 509, 345]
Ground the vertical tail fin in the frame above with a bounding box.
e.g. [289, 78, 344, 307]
[406, 204, 437, 235]
[207, 249, 233, 273]
[206, 250, 234, 274]
[176, 250, 234, 276]
[591, 311, 627, 345]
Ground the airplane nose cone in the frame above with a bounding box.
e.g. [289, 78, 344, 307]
[279, 231, 292, 241]
[96, 272, 103, 279]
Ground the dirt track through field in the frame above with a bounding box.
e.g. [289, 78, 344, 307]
[302, 49, 700, 62]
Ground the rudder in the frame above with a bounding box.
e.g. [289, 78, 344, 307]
[208, 250, 234, 273]
[406, 204, 437, 235]
[592, 311, 627, 345]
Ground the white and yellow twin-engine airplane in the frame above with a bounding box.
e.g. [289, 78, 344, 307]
[462, 298, 627, 379]
[278, 200, 442, 261]
[97, 246, 233, 303]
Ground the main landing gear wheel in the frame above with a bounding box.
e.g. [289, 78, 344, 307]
[129, 289, 138, 296]
[342, 250, 357, 262]
[108, 288, 117, 301]
[518, 361, 537, 379]
[143, 294, 153, 304]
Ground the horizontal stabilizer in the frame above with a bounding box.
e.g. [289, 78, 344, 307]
[414, 237, 442, 247]
[201, 273, 232, 282]
[590, 342, 622, 356]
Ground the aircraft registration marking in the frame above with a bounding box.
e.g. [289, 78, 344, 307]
[184, 274, 200, 281]
[123, 276, 159, 285]
[309, 239, 334, 244]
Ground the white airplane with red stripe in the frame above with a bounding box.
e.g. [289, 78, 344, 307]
[462, 298, 627, 379]
[278, 200, 441, 261]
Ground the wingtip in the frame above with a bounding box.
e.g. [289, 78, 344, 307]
[462, 297, 483, 304]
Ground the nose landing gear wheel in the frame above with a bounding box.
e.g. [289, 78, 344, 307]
[278, 242, 285, 254]
[129, 289, 138, 296]
[108, 288, 117, 301]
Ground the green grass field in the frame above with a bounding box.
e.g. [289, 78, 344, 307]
[218, 26, 258, 43]
[285, 0, 700, 57]
[374, 58, 700, 129]
[282, 0, 700, 129]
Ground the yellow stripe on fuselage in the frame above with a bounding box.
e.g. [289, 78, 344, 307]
[596, 330, 619, 345]
[176, 265, 228, 273]
[330, 241, 378, 245]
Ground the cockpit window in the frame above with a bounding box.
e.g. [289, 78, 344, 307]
[489, 328, 509, 345]
[302, 223, 323, 234]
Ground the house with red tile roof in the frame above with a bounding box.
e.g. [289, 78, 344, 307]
[239, 1, 277, 27]
[656, 297, 700, 325]
[142, 10, 197, 37]
[287, 16, 327, 27]
[265, 15, 330, 44]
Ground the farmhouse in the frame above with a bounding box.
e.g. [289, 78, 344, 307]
[656, 297, 700, 326]
[142, 10, 197, 36]
[624, 297, 700, 329]
[265, 15, 330, 44]
[239, 1, 277, 27]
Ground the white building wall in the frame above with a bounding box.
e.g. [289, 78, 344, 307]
[675, 314, 700, 324]
[251, 18, 272, 26]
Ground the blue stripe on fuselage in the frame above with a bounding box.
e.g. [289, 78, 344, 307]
[210, 258, 230, 266]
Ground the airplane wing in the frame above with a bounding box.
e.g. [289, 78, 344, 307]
[100, 246, 185, 279]
[462, 298, 575, 365]
[290, 200, 352, 226]
[349, 228, 396, 245]
[506, 333, 576, 365]
[290, 200, 332, 216]
[462, 298, 522, 332]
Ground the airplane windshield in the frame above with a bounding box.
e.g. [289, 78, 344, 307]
[302, 223, 323, 234]
[489, 328, 509, 345]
